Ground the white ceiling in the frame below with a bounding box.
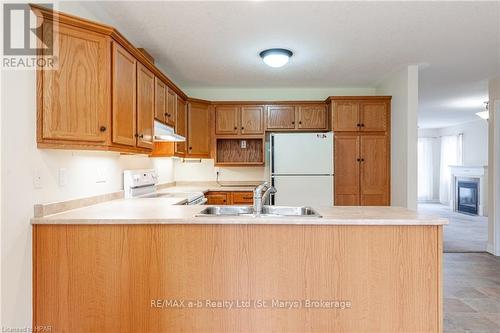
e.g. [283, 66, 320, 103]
[78, 1, 500, 128]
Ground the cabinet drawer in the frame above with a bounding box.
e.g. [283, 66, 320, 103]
[206, 192, 230, 205]
[231, 191, 254, 204]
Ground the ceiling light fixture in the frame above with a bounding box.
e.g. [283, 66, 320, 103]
[476, 101, 489, 120]
[259, 48, 293, 68]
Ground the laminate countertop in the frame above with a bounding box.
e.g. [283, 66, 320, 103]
[32, 197, 448, 225]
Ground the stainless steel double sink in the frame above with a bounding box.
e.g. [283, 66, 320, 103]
[196, 205, 321, 218]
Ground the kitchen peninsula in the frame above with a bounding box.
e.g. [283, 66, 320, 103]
[32, 201, 446, 333]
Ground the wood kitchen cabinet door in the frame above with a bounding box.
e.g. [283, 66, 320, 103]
[241, 106, 264, 134]
[40, 23, 110, 144]
[215, 106, 239, 135]
[205, 191, 230, 205]
[334, 135, 360, 205]
[231, 191, 254, 204]
[175, 98, 187, 156]
[112, 42, 136, 147]
[166, 88, 177, 127]
[297, 104, 327, 130]
[154, 78, 166, 123]
[360, 101, 388, 132]
[332, 101, 360, 132]
[187, 101, 211, 157]
[360, 135, 390, 205]
[136, 63, 155, 149]
[266, 105, 296, 129]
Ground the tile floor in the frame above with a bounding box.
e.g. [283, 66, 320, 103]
[444, 253, 500, 333]
[418, 203, 488, 252]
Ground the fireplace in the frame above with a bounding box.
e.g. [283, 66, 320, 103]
[457, 180, 479, 215]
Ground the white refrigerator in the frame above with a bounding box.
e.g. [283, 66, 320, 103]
[269, 132, 334, 207]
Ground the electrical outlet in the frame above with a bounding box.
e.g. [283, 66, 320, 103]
[33, 169, 42, 189]
[58, 168, 68, 187]
[240, 140, 247, 149]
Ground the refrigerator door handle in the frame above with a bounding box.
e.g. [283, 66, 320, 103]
[270, 134, 275, 175]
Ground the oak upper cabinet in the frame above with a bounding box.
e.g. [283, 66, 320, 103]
[187, 101, 211, 157]
[136, 63, 155, 149]
[360, 135, 389, 205]
[332, 97, 390, 132]
[334, 135, 361, 206]
[166, 88, 177, 127]
[154, 77, 167, 123]
[297, 104, 327, 130]
[266, 105, 296, 130]
[241, 106, 264, 134]
[360, 101, 388, 132]
[332, 100, 360, 132]
[39, 22, 111, 145]
[215, 105, 239, 135]
[112, 42, 137, 147]
[175, 98, 187, 156]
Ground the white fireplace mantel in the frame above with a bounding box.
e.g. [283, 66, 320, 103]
[449, 165, 488, 216]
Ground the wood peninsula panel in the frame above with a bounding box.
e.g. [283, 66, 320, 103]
[33, 224, 442, 333]
[39, 22, 110, 144]
[112, 43, 136, 147]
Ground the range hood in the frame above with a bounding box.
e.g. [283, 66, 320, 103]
[154, 121, 185, 142]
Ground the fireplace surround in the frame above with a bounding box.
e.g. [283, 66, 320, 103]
[450, 165, 488, 217]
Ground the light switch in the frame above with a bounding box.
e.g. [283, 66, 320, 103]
[96, 168, 107, 183]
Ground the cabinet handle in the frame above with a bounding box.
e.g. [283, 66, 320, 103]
[99, 126, 106, 132]
[139, 134, 144, 139]
[361, 158, 365, 162]
[292, 121, 295, 125]
[241, 127, 244, 130]
[135, 133, 139, 138]
[357, 158, 361, 162]
[189, 146, 192, 150]
[299, 121, 302, 125]
[234, 126, 238, 130]
[361, 124, 365, 127]
[357, 124, 361, 127]
[164, 112, 168, 116]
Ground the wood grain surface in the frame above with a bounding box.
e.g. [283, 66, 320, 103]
[33, 224, 442, 333]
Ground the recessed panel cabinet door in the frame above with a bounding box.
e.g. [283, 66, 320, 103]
[266, 105, 296, 129]
[154, 78, 166, 123]
[360, 135, 389, 205]
[136, 63, 154, 149]
[166, 89, 177, 127]
[215, 106, 239, 135]
[360, 101, 388, 132]
[297, 104, 327, 129]
[332, 101, 359, 132]
[112, 43, 136, 147]
[41, 23, 110, 143]
[241, 106, 264, 134]
[175, 98, 187, 155]
[334, 135, 360, 205]
[187, 102, 211, 157]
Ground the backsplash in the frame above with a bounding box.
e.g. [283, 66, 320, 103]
[173, 158, 267, 182]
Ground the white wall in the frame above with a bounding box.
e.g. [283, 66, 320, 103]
[438, 120, 488, 166]
[376, 66, 419, 210]
[0, 2, 175, 329]
[418, 120, 489, 202]
[185, 87, 376, 101]
[174, 159, 266, 182]
[488, 77, 500, 256]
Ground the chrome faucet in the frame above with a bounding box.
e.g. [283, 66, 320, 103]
[253, 182, 276, 216]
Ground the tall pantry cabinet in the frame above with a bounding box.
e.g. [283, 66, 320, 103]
[331, 97, 391, 206]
